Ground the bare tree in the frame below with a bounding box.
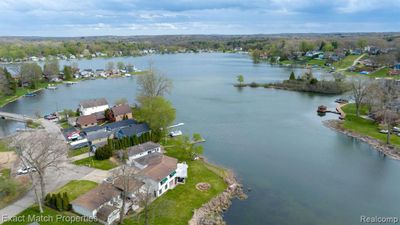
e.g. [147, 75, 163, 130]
[137, 63, 172, 98]
[350, 77, 371, 117]
[11, 131, 67, 213]
[380, 80, 400, 144]
[114, 164, 137, 224]
[137, 184, 154, 225]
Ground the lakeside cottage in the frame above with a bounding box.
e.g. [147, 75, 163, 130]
[135, 153, 179, 197]
[109, 104, 133, 122]
[76, 114, 97, 128]
[126, 142, 162, 162]
[79, 98, 109, 116]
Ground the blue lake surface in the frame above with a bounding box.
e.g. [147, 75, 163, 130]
[1, 53, 398, 225]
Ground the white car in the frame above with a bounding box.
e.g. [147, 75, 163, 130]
[17, 166, 37, 175]
[393, 127, 400, 132]
[379, 129, 389, 134]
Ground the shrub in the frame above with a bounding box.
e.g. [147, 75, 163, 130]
[94, 145, 112, 160]
[56, 193, 63, 211]
[310, 78, 318, 85]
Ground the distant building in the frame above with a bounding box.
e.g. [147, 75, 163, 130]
[114, 123, 150, 139]
[79, 98, 109, 116]
[126, 142, 162, 163]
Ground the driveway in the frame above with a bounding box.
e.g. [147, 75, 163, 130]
[0, 161, 94, 224]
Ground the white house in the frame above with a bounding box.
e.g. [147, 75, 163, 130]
[79, 98, 109, 116]
[135, 154, 179, 197]
[126, 142, 162, 164]
[71, 183, 121, 225]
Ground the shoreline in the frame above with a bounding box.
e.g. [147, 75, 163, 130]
[189, 157, 247, 225]
[323, 119, 400, 160]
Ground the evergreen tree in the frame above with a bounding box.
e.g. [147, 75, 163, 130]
[62, 192, 70, 211]
[289, 71, 295, 80]
[56, 193, 63, 211]
[63, 66, 73, 81]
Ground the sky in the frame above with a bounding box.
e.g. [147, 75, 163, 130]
[0, 0, 399, 36]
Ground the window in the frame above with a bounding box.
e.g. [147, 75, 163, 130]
[159, 190, 162, 195]
[165, 184, 168, 190]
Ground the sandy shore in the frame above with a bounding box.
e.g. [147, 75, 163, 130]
[323, 119, 400, 160]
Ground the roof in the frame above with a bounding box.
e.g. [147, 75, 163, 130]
[86, 130, 111, 142]
[127, 142, 160, 157]
[111, 104, 132, 117]
[82, 125, 104, 134]
[115, 123, 150, 139]
[76, 115, 97, 126]
[96, 205, 119, 222]
[80, 98, 108, 109]
[105, 119, 137, 131]
[138, 154, 178, 182]
[113, 176, 144, 193]
[176, 163, 188, 178]
[71, 183, 120, 211]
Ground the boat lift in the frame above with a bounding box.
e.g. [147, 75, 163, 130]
[168, 123, 184, 137]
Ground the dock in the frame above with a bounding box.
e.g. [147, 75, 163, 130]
[0, 111, 33, 122]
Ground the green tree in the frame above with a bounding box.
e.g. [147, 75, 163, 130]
[357, 39, 368, 49]
[237, 75, 244, 85]
[135, 96, 176, 141]
[300, 41, 314, 53]
[322, 43, 334, 52]
[20, 63, 43, 89]
[62, 192, 70, 211]
[56, 193, 63, 211]
[63, 66, 73, 81]
[43, 59, 60, 80]
[117, 61, 125, 70]
[289, 71, 295, 80]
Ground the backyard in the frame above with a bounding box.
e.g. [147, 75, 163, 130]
[73, 156, 118, 170]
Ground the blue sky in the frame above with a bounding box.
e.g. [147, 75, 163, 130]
[0, 0, 399, 36]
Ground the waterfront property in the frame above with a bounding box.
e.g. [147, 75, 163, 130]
[125, 142, 162, 162]
[79, 98, 109, 116]
[109, 104, 133, 122]
[135, 153, 179, 197]
[76, 114, 97, 128]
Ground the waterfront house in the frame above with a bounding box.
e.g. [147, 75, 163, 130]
[109, 104, 133, 122]
[71, 183, 121, 225]
[104, 119, 137, 132]
[114, 123, 150, 139]
[76, 114, 97, 128]
[86, 130, 112, 147]
[135, 153, 179, 197]
[125, 142, 162, 163]
[79, 98, 109, 116]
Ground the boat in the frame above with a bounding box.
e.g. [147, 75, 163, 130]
[65, 81, 78, 85]
[334, 98, 349, 104]
[47, 85, 57, 90]
[125, 73, 132, 77]
[169, 130, 183, 137]
[24, 93, 37, 97]
[317, 105, 327, 113]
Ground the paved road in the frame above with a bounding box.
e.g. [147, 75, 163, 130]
[0, 163, 94, 224]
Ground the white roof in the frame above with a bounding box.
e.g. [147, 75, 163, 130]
[176, 163, 188, 178]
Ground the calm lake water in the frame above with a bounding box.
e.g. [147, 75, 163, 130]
[1, 53, 399, 225]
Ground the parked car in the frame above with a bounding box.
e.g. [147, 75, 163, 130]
[393, 127, 400, 133]
[17, 166, 37, 175]
[67, 131, 81, 140]
[44, 113, 58, 120]
[379, 129, 389, 134]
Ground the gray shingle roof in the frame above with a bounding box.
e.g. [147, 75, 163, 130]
[79, 98, 108, 108]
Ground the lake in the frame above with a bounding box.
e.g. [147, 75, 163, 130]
[1, 53, 399, 225]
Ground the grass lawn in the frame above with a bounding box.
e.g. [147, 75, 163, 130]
[68, 147, 90, 158]
[73, 156, 118, 170]
[0, 140, 12, 152]
[0, 82, 51, 107]
[123, 160, 227, 225]
[333, 55, 360, 70]
[53, 180, 98, 200]
[2, 206, 101, 225]
[307, 58, 326, 67]
[59, 120, 71, 129]
[124, 137, 227, 225]
[341, 104, 369, 116]
[341, 103, 400, 148]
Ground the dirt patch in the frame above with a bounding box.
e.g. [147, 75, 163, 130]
[196, 182, 211, 191]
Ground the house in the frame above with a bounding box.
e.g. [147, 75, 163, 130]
[71, 183, 121, 225]
[135, 153, 179, 197]
[114, 123, 150, 139]
[76, 115, 97, 128]
[104, 119, 137, 132]
[109, 104, 133, 122]
[126, 142, 162, 163]
[86, 130, 112, 147]
[79, 98, 109, 116]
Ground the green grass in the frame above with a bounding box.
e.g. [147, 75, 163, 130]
[307, 58, 326, 67]
[0, 82, 52, 107]
[2, 206, 101, 225]
[341, 103, 400, 148]
[123, 160, 227, 225]
[53, 180, 98, 201]
[73, 156, 118, 170]
[0, 140, 12, 152]
[1, 168, 11, 178]
[333, 55, 360, 69]
[341, 103, 369, 115]
[68, 147, 90, 157]
[369, 67, 389, 77]
[59, 120, 71, 129]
